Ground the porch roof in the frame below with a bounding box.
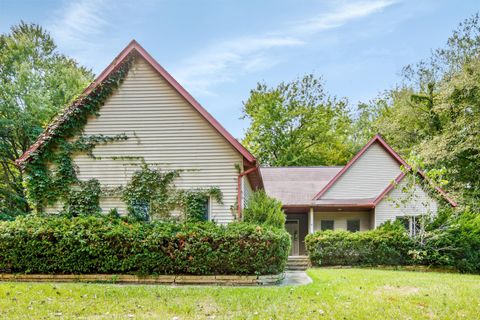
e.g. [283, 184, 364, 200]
[261, 166, 343, 205]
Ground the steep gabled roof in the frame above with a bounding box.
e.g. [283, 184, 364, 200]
[312, 134, 457, 207]
[16, 40, 258, 170]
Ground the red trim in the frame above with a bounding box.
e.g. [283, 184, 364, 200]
[237, 166, 259, 220]
[313, 134, 409, 200]
[312, 134, 457, 207]
[16, 40, 257, 168]
[373, 170, 458, 207]
[372, 171, 406, 205]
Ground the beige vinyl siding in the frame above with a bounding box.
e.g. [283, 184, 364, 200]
[313, 211, 372, 231]
[46, 58, 242, 224]
[374, 179, 438, 227]
[322, 142, 402, 199]
[242, 176, 253, 210]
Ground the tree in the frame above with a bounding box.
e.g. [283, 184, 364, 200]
[418, 58, 480, 208]
[0, 22, 93, 219]
[242, 74, 355, 166]
[354, 13, 480, 209]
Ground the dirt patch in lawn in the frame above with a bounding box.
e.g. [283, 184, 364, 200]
[374, 285, 420, 296]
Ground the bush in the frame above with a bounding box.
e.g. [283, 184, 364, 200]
[305, 224, 415, 266]
[422, 211, 480, 273]
[0, 215, 290, 275]
[243, 190, 285, 228]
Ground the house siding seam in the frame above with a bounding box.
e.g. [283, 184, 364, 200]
[374, 179, 438, 228]
[322, 142, 402, 200]
[46, 58, 242, 224]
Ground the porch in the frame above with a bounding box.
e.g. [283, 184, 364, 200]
[284, 206, 375, 256]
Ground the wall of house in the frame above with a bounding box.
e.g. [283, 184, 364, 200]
[313, 211, 373, 231]
[46, 58, 243, 224]
[322, 142, 402, 199]
[374, 178, 438, 227]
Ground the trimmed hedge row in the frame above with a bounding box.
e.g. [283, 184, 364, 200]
[305, 227, 414, 266]
[305, 212, 480, 273]
[0, 216, 290, 275]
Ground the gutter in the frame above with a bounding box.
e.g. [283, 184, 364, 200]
[237, 166, 259, 220]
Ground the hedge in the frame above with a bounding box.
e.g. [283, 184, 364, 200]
[422, 211, 480, 273]
[305, 226, 415, 266]
[0, 215, 290, 275]
[305, 212, 480, 273]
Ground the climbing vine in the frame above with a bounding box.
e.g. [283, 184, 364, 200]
[23, 53, 137, 212]
[182, 188, 223, 222]
[121, 163, 182, 221]
[21, 52, 223, 219]
[121, 163, 223, 222]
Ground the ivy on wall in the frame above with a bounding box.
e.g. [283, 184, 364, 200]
[121, 163, 223, 222]
[23, 54, 136, 212]
[22, 53, 224, 219]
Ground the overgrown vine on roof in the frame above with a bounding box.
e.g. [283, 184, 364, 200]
[22, 53, 137, 213]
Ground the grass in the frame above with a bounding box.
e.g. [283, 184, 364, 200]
[0, 268, 479, 319]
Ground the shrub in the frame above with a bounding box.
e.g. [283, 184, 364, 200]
[422, 211, 480, 273]
[305, 224, 415, 266]
[243, 190, 285, 228]
[0, 215, 290, 275]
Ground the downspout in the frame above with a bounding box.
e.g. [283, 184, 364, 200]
[237, 166, 259, 220]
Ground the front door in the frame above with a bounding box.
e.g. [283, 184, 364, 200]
[285, 220, 300, 256]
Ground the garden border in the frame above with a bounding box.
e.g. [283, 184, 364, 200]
[0, 273, 285, 286]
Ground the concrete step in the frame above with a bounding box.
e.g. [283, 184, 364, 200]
[286, 256, 310, 271]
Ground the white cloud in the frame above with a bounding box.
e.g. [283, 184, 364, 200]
[175, 0, 397, 95]
[175, 36, 303, 95]
[49, 0, 109, 51]
[291, 0, 396, 36]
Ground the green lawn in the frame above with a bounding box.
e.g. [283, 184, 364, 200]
[0, 268, 479, 319]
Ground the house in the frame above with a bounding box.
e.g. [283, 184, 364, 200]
[16, 40, 263, 223]
[261, 135, 457, 255]
[17, 41, 456, 254]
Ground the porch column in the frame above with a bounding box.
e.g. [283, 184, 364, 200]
[308, 207, 314, 234]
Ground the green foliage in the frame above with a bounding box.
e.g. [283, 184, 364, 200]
[21, 49, 134, 213]
[243, 190, 285, 228]
[421, 211, 480, 273]
[0, 22, 93, 218]
[121, 163, 223, 222]
[242, 74, 355, 166]
[62, 179, 102, 217]
[306, 211, 480, 273]
[181, 187, 223, 222]
[305, 224, 414, 266]
[121, 163, 181, 221]
[0, 215, 290, 275]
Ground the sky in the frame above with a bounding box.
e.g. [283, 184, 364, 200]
[1, 0, 479, 138]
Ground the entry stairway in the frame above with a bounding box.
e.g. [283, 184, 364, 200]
[286, 256, 311, 271]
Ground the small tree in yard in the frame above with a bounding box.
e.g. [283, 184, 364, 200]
[243, 190, 285, 228]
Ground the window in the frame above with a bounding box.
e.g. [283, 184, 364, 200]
[321, 220, 334, 231]
[396, 216, 421, 237]
[200, 197, 210, 221]
[347, 219, 360, 232]
[396, 216, 410, 230]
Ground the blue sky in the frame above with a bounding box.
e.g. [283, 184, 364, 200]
[1, 0, 479, 138]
